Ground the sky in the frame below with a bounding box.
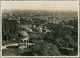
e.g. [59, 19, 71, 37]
[1, 1, 79, 12]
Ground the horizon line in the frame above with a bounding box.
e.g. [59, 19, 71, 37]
[2, 9, 78, 12]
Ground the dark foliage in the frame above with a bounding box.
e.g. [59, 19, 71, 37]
[2, 10, 78, 56]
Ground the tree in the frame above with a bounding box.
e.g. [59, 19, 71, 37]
[2, 18, 19, 41]
[31, 40, 61, 56]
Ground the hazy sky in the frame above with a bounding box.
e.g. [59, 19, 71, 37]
[1, 1, 79, 11]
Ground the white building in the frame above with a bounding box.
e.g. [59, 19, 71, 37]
[18, 31, 29, 50]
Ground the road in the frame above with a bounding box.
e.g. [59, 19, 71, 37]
[2, 43, 35, 49]
[2, 43, 18, 49]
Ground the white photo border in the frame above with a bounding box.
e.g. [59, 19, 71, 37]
[0, 0, 79, 58]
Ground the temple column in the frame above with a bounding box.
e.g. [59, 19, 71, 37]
[26, 40, 27, 48]
[23, 40, 24, 46]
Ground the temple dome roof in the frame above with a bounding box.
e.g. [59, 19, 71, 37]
[18, 31, 29, 38]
